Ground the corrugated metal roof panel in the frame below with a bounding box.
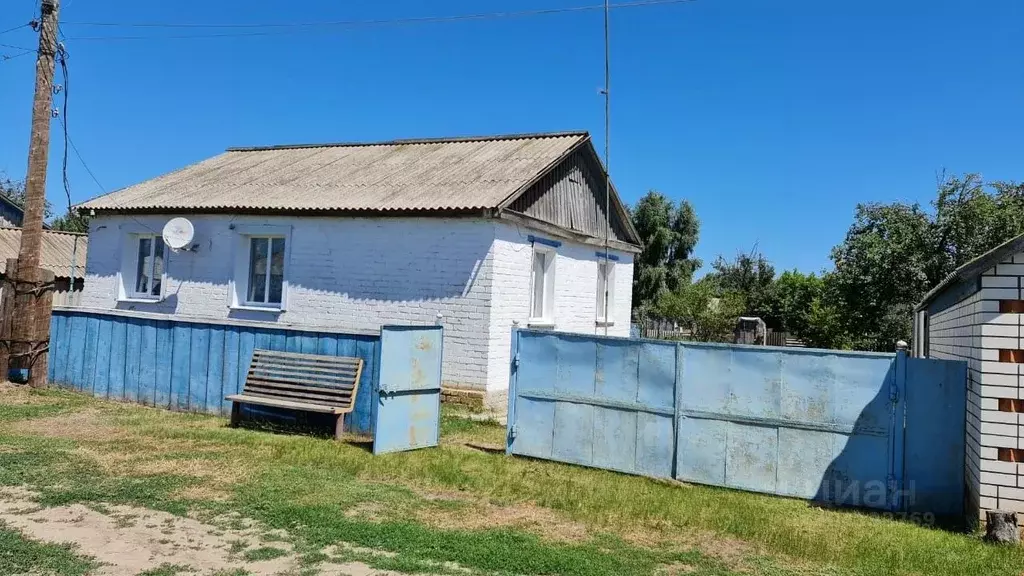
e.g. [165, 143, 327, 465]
[80, 132, 589, 213]
[0, 228, 88, 279]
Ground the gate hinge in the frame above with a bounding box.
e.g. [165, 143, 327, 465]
[886, 474, 899, 508]
[512, 353, 520, 370]
[509, 423, 518, 439]
[888, 381, 898, 402]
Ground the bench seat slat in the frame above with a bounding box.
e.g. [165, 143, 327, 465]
[225, 394, 347, 414]
[243, 371, 356, 389]
[252, 350, 363, 365]
[241, 388, 353, 407]
[242, 379, 355, 395]
[244, 383, 354, 403]
[249, 369, 358, 386]
[251, 362, 361, 377]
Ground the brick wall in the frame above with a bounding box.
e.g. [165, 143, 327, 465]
[485, 222, 633, 408]
[928, 253, 1024, 523]
[80, 214, 635, 406]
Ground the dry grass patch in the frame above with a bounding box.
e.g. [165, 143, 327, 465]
[0, 382, 58, 405]
[417, 499, 591, 543]
[12, 408, 125, 441]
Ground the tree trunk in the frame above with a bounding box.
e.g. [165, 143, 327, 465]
[985, 510, 1019, 545]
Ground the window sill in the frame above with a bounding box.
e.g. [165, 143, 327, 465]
[528, 320, 555, 329]
[231, 304, 285, 313]
[595, 320, 615, 328]
[118, 297, 164, 304]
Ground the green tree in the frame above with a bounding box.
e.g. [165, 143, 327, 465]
[49, 210, 89, 233]
[706, 250, 779, 327]
[772, 269, 823, 336]
[655, 279, 745, 343]
[824, 173, 1024, 351]
[0, 172, 53, 220]
[630, 191, 701, 312]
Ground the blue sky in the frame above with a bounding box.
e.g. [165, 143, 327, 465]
[0, 0, 1020, 274]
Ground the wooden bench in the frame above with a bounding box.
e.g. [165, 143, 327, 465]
[226, 349, 364, 439]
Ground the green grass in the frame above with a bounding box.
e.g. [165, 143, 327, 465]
[137, 564, 197, 576]
[0, 521, 98, 576]
[0, 388, 1021, 576]
[241, 546, 289, 562]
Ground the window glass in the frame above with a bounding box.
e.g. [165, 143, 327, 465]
[269, 237, 286, 304]
[151, 237, 165, 296]
[532, 251, 547, 319]
[135, 237, 151, 294]
[248, 237, 269, 303]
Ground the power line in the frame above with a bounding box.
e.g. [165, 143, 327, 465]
[0, 41, 34, 51]
[0, 23, 30, 36]
[1, 49, 35, 62]
[63, 0, 694, 40]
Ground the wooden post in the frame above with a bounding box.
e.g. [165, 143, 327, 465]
[10, 0, 59, 387]
[0, 259, 17, 381]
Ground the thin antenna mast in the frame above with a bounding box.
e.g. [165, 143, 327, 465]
[602, 0, 611, 335]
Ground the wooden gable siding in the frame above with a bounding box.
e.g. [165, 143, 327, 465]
[508, 148, 631, 244]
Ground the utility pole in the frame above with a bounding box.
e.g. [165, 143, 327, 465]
[2, 0, 59, 387]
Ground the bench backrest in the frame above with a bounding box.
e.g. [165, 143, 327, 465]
[243, 349, 364, 413]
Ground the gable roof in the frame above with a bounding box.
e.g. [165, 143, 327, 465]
[916, 232, 1024, 312]
[0, 228, 87, 280]
[80, 131, 599, 213]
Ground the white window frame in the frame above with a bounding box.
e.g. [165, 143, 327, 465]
[529, 244, 556, 326]
[117, 228, 167, 303]
[596, 259, 615, 325]
[230, 225, 292, 312]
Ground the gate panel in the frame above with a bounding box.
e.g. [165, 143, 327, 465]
[904, 356, 967, 517]
[507, 330, 676, 478]
[373, 325, 443, 455]
[674, 344, 898, 509]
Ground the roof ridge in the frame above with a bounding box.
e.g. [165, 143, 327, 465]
[0, 226, 88, 237]
[225, 130, 589, 152]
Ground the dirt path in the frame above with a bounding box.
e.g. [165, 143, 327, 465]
[0, 487, 412, 576]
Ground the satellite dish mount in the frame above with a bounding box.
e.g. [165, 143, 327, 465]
[162, 217, 196, 251]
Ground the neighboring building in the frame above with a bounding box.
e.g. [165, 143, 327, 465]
[0, 227, 87, 306]
[75, 132, 641, 408]
[0, 195, 25, 228]
[915, 233, 1024, 525]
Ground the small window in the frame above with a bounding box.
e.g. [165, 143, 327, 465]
[596, 260, 614, 322]
[530, 245, 556, 324]
[246, 236, 286, 306]
[131, 235, 165, 298]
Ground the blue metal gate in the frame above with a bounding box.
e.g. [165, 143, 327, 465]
[507, 329, 967, 515]
[373, 326, 444, 455]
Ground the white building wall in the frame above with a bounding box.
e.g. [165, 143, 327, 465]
[927, 252, 1024, 524]
[484, 222, 633, 408]
[80, 214, 635, 405]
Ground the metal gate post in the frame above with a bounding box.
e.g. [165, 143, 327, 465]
[889, 345, 909, 511]
[672, 342, 684, 479]
[505, 325, 520, 455]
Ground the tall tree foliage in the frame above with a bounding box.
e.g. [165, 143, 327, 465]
[0, 172, 53, 220]
[827, 173, 1024, 351]
[630, 191, 701, 312]
[655, 278, 745, 342]
[706, 251, 779, 327]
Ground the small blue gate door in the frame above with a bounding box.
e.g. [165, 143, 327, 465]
[372, 326, 443, 455]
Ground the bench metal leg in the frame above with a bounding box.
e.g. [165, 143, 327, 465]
[335, 414, 345, 440]
[230, 403, 240, 428]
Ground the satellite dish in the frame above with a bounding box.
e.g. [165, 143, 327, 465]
[162, 217, 195, 250]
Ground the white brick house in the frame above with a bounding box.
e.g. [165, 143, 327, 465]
[915, 234, 1024, 524]
[75, 132, 641, 409]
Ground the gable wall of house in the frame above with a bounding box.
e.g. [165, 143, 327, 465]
[484, 222, 634, 409]
[927, 251, 1024, 524]
[78, 214, 635, 406]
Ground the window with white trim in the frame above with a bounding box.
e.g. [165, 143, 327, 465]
[131, 235, 165, 298]
[529, 245, 556, 324]
[596, 260, 614, 322]
[245, 236, 286, 306]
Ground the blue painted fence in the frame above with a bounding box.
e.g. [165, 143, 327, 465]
[48, 309, 441, 445]
[507, 329, 967, 516]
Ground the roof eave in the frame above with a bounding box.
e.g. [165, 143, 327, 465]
[915, 232, 1024, 312]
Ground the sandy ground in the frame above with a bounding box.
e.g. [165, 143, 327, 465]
[0, 486, 418, 576]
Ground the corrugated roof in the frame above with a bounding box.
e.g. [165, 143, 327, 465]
[916, 232, 1024, 312]
[80, 132, 590, 213]
[0, 228, 88, 279]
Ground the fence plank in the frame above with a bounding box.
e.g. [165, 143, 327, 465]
[93, 317, 113, 399]
[81, 315, 99, 394]
[188, 326, 210, 412]
[221, 327, 241, 415]
[154, 321, 173, 408]
[108, 317, 127, 400]
[124, 319, 142, 403]
[206, 326, 225, 414]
